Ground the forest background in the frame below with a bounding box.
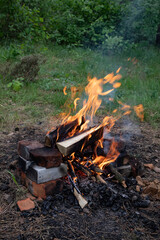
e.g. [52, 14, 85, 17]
[0, 0, 160, 128]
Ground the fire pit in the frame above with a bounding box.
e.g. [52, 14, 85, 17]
[16, 70, 148, 210]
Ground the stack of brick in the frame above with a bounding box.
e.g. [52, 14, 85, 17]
[17, 140, 67, 199]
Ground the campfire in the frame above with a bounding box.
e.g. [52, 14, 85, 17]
[17, 69, 145, 209]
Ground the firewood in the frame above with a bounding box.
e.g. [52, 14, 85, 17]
[109, 164, 127, 188]
[73, 188, 88, 209]
[68, 175, 88, 209]
[67, 160, 88, 209]
[45, 116, 85, 147]
[96, 174, 108, 185]
[88, 163, 104, 174]
[72, 160, 92, 177]
[56, 126, 103, 156]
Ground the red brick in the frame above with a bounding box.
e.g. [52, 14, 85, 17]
[29, 147, 62, 168]
[18, 140, 44, 160]
[17, 198, 35, 211]
[17, 169, 63, 199]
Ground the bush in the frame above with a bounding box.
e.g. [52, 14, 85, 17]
[121, 0, 160, 44]
[0, 0, 159, 47]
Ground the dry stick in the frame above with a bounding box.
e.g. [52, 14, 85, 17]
[72, 160, 92, 177]
[67, 160, 88, 209]
[89, 163, 104, 174]
[109, 164, 127, 188]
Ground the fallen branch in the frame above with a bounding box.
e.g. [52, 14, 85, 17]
[108, 164, 127, 188]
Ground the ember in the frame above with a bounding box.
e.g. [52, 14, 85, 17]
[17, 69, 145, 209]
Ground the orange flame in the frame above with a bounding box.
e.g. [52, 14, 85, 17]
[48, 67, 144, 170]
[63, 86, 67, 95]
[93, 141, 120, 170]
[134, 104, 144, 121]
[74, 98, 80, 111]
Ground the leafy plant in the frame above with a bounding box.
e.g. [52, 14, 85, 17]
[7, 77, 24, 91]
[102, 34, 133, 53]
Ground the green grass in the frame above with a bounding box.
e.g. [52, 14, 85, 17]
[0, 43, 160, 130]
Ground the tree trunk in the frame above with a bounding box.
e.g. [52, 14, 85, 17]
[156, 24, 160, 46]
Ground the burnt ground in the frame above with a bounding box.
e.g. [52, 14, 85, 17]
[0, 119, 160, 240]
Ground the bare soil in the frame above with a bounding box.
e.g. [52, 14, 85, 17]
[0, 119, 160, 240]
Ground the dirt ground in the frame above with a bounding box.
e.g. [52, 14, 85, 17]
[0, 119, 160, 240]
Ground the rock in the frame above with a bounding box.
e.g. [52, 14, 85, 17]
[144, 163, 154, 170]
[4, 193, 12, 204]
[144, 164, 160, 173]
[9, 160, 18, 170]
[132, 195, 138, 202]
[136, 176, 145, 187]
[17, 198, 35, 211]
[136, 185, 141, 192]
[153, 166, 160, 173]
[133, 199, 150, 208]
[36, 197, 43, 203]
[143, 182, 158, 195]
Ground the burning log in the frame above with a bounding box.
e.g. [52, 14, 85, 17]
[45, 116, 85, 147]
[88, 163, 104, 174]
[56, 126, 103, 156]
[72, 160, 92, 177]
[67, 160, 88, 209]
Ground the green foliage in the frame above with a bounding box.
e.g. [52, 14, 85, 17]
[1, 0, 160, 47]
[7, 77, 24, 91]
[0, 0, 47, 42]
[1, 44, 22, 60]
[0, 0, 122, 47]
[101, 31, 131, 54]
[121, 0, 160, 44]
[46, 0, 122, 47]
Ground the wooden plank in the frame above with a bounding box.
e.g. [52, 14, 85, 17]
[56, 126, 103, 156]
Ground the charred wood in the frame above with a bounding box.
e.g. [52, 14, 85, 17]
[108, 164, 127, 188]
[72, 160, 92, 177]
[45, 117, 85, 147]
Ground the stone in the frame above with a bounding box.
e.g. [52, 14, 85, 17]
[144, 163, 154, 170]
[26, 193, 36, 200]
[136, 176, 145, 187]
[143, 182, 158, 195]
[136, 185, 141, 192]
[153, 166, 160, 173]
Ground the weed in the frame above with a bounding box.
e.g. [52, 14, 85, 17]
[7, 77, 24, 91]
[7, 170, 21, 190]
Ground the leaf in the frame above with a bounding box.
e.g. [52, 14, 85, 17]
[7, 82, 13, 88]
[7, 170, 20, 189]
